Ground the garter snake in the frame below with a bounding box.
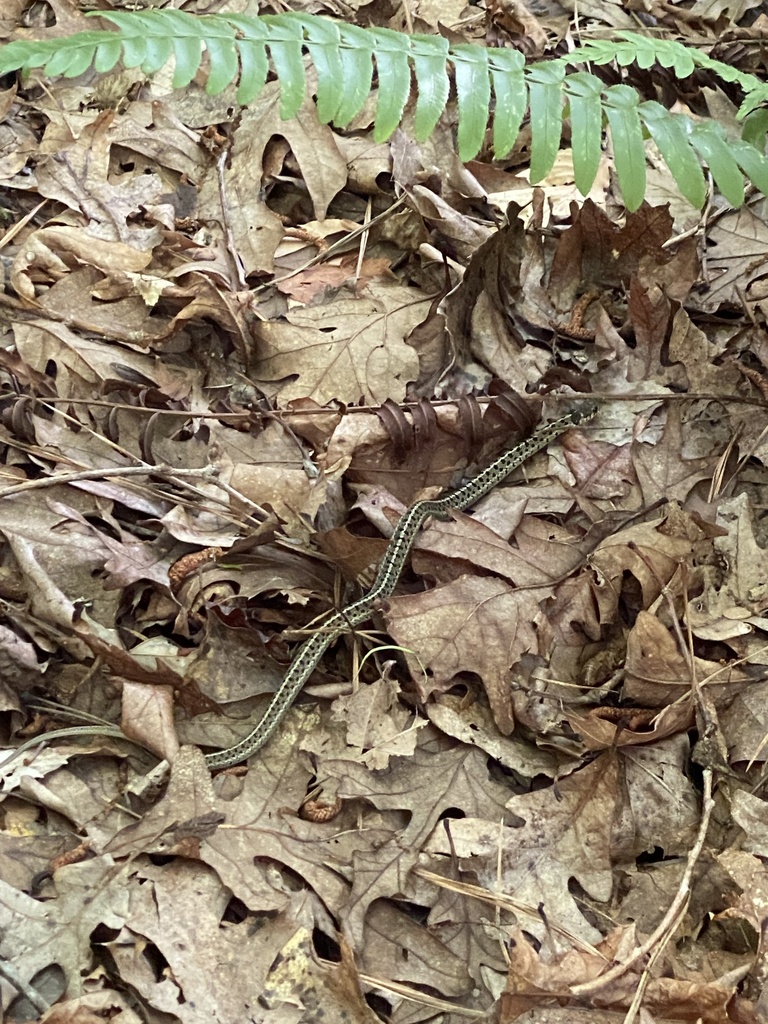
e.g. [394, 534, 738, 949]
[0, 402, 595, 775]
[205, 401, 596, 768]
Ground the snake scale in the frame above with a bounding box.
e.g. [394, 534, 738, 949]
[0, 402, 595, 774]
[205, 401, 596, 768]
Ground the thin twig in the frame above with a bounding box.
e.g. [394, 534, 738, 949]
[5, 404, 271, 524]
[6, 390, 768, 417]
[250, 194, 408, 295]
[413, 867, 602, 955]
[354, 970, 485, 1018]
[569, 769, 714, 996]
[0, 463, 218, 499]
[216, 147, 248, 290]
[622, 895, 688, 1024]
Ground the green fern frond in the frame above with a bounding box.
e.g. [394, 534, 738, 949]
[0, 9, 766, 212]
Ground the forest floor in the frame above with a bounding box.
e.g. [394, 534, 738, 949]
[1, 0, 768, 1022]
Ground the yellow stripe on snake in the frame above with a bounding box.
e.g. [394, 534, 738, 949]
[0, 403, 596, 774]
[206, 401, 596, 768]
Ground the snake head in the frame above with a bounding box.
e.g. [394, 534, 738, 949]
[570, 400, 598, 424]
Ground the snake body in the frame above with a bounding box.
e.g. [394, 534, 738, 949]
[0, 404, 595, 776]
[204, 402, 596, 769]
